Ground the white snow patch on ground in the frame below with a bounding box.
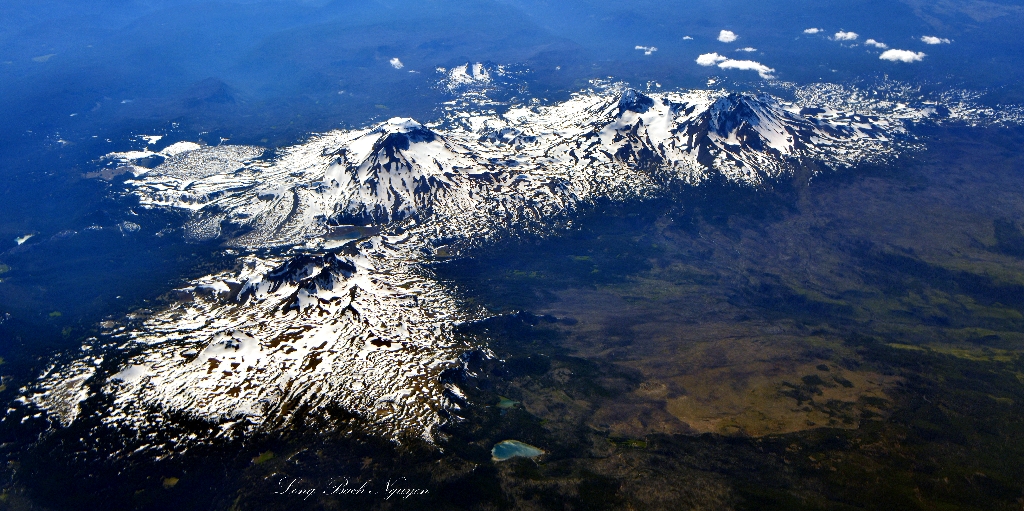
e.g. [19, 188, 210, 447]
[110, 364, 152, 383]
[161, 141, 202, 156]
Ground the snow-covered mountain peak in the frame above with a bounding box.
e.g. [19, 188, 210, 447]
[435, 62, 526, 106]
[335, 117, 443, 164]
[447, 63, 491, 88]
[708, 92, 784, 138]
[322, 117, 479, 223]
[617, 88, 656, 114]
[374, 117, 437, 145]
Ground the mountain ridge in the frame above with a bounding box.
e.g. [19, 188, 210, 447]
[22, 77, 1016, 455]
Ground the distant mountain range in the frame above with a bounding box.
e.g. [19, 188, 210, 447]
[23, 74, 1022, 456]
[113, 85, 915, 248]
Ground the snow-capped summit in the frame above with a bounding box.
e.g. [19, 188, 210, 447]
[677, 92, 813, 170]
[444, 63, 492, 89]
[708, 93, 784, 142]
[585, 89, 904, 184]
[617, 88, 656, 114]
[435, 62, 525, 104]
[238, 252, 359, 310]
[323, 117, 478, 223]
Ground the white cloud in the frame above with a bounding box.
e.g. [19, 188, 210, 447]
[683, 36, 693, 40]
[389, 57, 404, 69]
[635, 45, 658, 55]
[696, 53, 775, 78]
[921, 36, 950, 45]
[833, 31, 858, 41]
[718, 30, 738, 43]
[737, 47, 757, 52]
[879, 49, 926, 62]
[865, 39, 888, 48]
[803, 28, 822, 34]
[696, 53, 728, 66]
[717, 59, 775, 79]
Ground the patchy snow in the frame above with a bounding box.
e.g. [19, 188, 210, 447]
[110, 364, 152, 383]
[161, 141, 202, 156]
